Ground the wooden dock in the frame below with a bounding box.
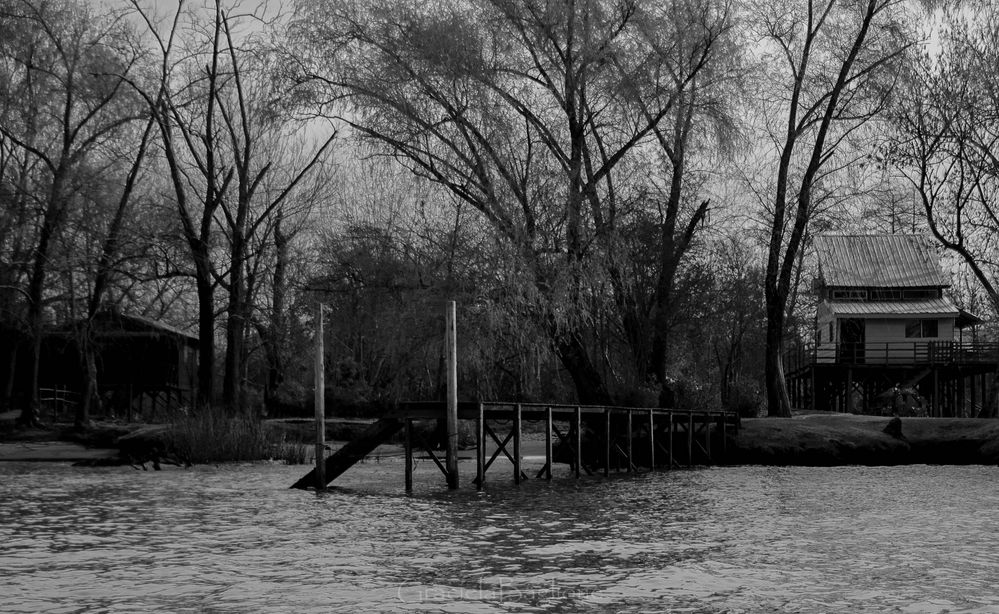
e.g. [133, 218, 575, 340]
[291, 402, 741, 491]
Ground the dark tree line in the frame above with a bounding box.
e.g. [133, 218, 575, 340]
[0, 0, 995, 423]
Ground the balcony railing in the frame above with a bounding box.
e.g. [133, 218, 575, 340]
[786, 341, 999, 373]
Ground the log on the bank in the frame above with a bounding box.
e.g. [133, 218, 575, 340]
[290, 417, 403, 489]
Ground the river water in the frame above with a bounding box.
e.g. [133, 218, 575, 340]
[1, 459, 998, 613]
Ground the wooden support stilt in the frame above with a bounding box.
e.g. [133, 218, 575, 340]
[704, 413, 711, 462]
[933, 368, 940, 417]
[476, 402, 484, 490]
[720, 413, 727, 461]
[604, 408, 611, 477]
[574, 406, 582, 478]
[314, 301, 325, 491]
[846, 368, 854, 414]
[544, 406, 553, 480]
[667, 411, 674, 469]
[405, 419, 413, 493]
[445, 301, 459, 490]
[513, 403, 522, 485]
[687, 411, 694, 467]
[626, 410, 633, 473]
[648, 409, 656, 470]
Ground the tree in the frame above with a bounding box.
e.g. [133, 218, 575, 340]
[0, 0, 144, 424]
[891, 2, 999, 415]
[130, 0, 336, 410]
[753, 0, 909, 416]
[289, 0, 734, 403]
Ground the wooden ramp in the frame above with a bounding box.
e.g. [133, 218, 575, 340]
[290, 417, 403, 490]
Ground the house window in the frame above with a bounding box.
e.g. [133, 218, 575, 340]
[832, 289, 867, 301]
[905, 319, 939, 338]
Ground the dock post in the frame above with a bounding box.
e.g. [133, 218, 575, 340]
[604, 408, 611, 477]
[704, 413, 711, 462]
[314, 302, 326, 491]
[626, 410, 633, 472]
[545, 405, 553, 480]
[476, 402, 485, 490]
[445, 301, 459, 489]
[514, 403, 522, 484]
[721, 413, 728, 460]
[687, 411, 693, 467]
[405, 419, 413, 493]
[574, 406, 582, 478]
[648, 409, 655, 470]
[667, 411, 674, 469]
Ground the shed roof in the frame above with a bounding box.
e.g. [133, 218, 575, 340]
[814, 234, 948, 288]
[828, 297, 959, 318]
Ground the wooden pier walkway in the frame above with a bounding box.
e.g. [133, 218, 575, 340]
[291, 402, 741, 491]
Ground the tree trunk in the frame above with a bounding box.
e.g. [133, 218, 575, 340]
[765, 305, 792, 417]
[550, 329, 610, 405]
[194, 258, 215, 409]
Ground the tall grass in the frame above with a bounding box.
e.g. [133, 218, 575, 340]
[166, 412, 272, 463]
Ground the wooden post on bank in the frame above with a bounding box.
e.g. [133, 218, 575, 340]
[626, 410, 633, 472]
[544, 406, 553, 480]
[445, 301, 459, 489]
[648, 409, 656, 470]
[603, 408, 611, 477]
[314, 302, 326, 491]
[574, 406, 582, 478]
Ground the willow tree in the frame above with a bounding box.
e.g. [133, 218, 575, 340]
[289, 0, 734, 403]
[891, 2, 999, 416]
[754, 0, 910, 416]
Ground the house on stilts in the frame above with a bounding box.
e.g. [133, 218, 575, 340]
[786, 234, 998, 416]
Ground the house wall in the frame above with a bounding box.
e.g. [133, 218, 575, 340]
[813, 299, 956, 364]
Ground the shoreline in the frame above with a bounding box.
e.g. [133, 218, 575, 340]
[3, 413, 999, 466]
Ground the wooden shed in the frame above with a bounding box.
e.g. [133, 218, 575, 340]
[1, 310, 198, 419]
[787, 234, 997, 416]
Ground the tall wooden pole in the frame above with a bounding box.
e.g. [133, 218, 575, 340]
[314, 302, 325, 491]
[445, 301, 459, 489]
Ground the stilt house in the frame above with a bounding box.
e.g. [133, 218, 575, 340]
[786, 234, 997, 416]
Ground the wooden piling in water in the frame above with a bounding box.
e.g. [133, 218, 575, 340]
[667, 411, 674, 469]
[514, 403, 522, 485]
[445, 301, 458, 489]
[704, 413, 711, 462]
[405, 419, 413, 493]
[545, 406, 553, 480]
[687, 412, 694, 468]
[476, 402, 485, 490]
[314, 302, 325, 491]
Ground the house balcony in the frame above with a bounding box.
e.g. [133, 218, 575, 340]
[786, 341, 999, 375]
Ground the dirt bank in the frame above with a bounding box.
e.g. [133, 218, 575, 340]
[728, 413, 999, 465]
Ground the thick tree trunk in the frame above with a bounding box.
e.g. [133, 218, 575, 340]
[550, 329, 610, 405]
[765, 305, 792, 417]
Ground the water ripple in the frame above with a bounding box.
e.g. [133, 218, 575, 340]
[1, 462, 998, 612]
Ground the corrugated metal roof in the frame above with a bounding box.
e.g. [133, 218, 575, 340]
[828, 297, 959, 317]
[814, 234, 949, 288]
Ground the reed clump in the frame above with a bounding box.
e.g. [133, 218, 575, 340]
[166, 412, 272, 463]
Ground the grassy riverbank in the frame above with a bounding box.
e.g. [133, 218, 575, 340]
[728, 413, 999, 465]
[4, 410, 999, 466]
